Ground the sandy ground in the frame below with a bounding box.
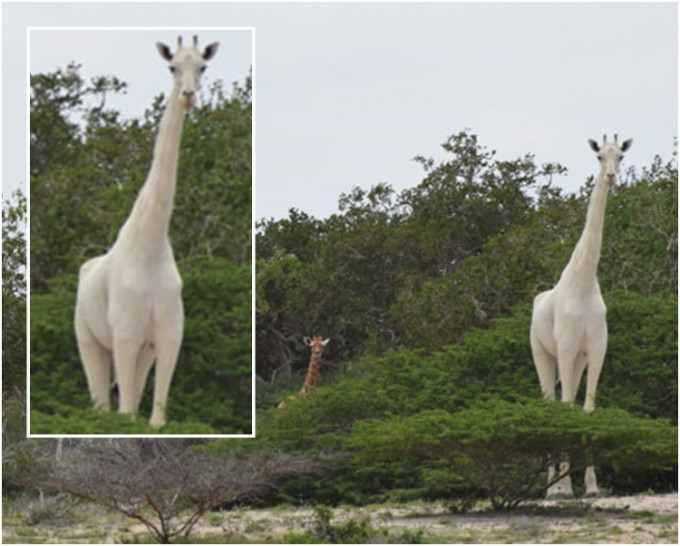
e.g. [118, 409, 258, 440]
[380, 493, 679, 543]
[221, 493, 678, 543]
[3, 493, 677, 543]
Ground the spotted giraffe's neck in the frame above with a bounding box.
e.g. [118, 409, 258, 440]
[299, 349, 322, 397]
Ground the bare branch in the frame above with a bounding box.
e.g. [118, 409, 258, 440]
[15, 439, 320, 543]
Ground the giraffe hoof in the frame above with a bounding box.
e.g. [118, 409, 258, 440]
[149, 416, 166, 429]
[546, 492, 575, 500]
[583, 491, 602, 499]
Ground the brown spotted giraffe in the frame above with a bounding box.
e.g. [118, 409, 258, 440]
[277, 336, 330, 409]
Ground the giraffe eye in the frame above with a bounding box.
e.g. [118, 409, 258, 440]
[200, 66, 207, 73]
[597, 155, 602, 161]
[169, 66, 176, 74]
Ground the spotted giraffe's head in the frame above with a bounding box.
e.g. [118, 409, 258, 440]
[304, 336, 330, 359]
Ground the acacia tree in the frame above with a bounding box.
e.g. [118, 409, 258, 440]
[22, 439, 318, 543]
[350, 400, 678, 510]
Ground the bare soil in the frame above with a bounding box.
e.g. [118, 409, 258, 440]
[3, 493, 677, 543]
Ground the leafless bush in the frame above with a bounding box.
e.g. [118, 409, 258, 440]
[20, 492, 79, 526]
[24, 439, 320, 543]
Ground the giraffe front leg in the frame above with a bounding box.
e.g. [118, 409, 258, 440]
[134, 341, 157, 414]
[76, 326, 112, 411]
[149, 341, 181, 428]
[149, 306, 183, 429]
[113, 333, 145, 418]
[583, 324, 607, 497]
[584, 466, 600, 497]
[547, 461, 574, 499]
[547, 344, 582, 499]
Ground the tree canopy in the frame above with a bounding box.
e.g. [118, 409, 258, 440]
[3, 191, 27, 393]
[256, 131, 677, 377]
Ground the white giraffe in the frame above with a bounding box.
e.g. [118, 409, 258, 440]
[74, 36, 219, 428]
[530, 134, 632, 497]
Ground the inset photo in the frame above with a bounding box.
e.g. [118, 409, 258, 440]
[28, 27, 254, 436]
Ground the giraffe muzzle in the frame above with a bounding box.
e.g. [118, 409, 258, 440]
[180, 90, 196, 110]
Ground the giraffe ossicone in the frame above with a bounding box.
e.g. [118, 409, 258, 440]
[74, 36, 219, 428]
[530, 134, 632, 497]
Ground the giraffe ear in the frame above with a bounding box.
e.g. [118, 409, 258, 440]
[588, 139, 600, 152]
[621, 139, 633, 152]
[203, 42, 219, 61]
[322, 338, 330, 346]
[303, 336, 311, 346]
[156, 42, 173, 61]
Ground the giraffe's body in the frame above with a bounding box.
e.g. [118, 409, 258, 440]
[74, 36, 219, 428]
[278, 336, 329, 409]
[530, 134, 632, 497]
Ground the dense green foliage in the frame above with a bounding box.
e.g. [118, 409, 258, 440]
[28, 64, 252, 433]
[3, 192, 27, 393]
[29, 258, 251, 434]
[243, 290, 677, 505]
[351, 400, 676, 509]
[251, 131, 677, 505]
[257, 132, 677, 372]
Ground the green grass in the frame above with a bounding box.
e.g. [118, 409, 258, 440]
[30, 406, 221, 435]
[624, 511, 678, 525]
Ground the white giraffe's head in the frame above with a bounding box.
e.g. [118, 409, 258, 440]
[588, 134, 633, 187]
[156, 35, 219, 110]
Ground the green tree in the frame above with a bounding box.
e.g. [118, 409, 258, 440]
[401, 131, 566, 281]
[2, 191, 27, 393]
[256, 131, 570, 373]
[350, 400, 677, 509]
[601, 153, 678, 295]
[600, 291, 678, 422]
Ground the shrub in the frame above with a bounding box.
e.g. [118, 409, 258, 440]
[350, 399, 677, 509]
[29, 257, 252, 434]
[16, 439, 317, 544]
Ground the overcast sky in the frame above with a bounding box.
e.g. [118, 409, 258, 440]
[28, 28, 253, 120]
[3, 2, 678, 222]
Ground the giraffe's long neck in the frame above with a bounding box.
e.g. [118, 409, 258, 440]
[560, 171, 610, 291]
[299, 351, 322, 396]
[115, 87, 185, 257]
